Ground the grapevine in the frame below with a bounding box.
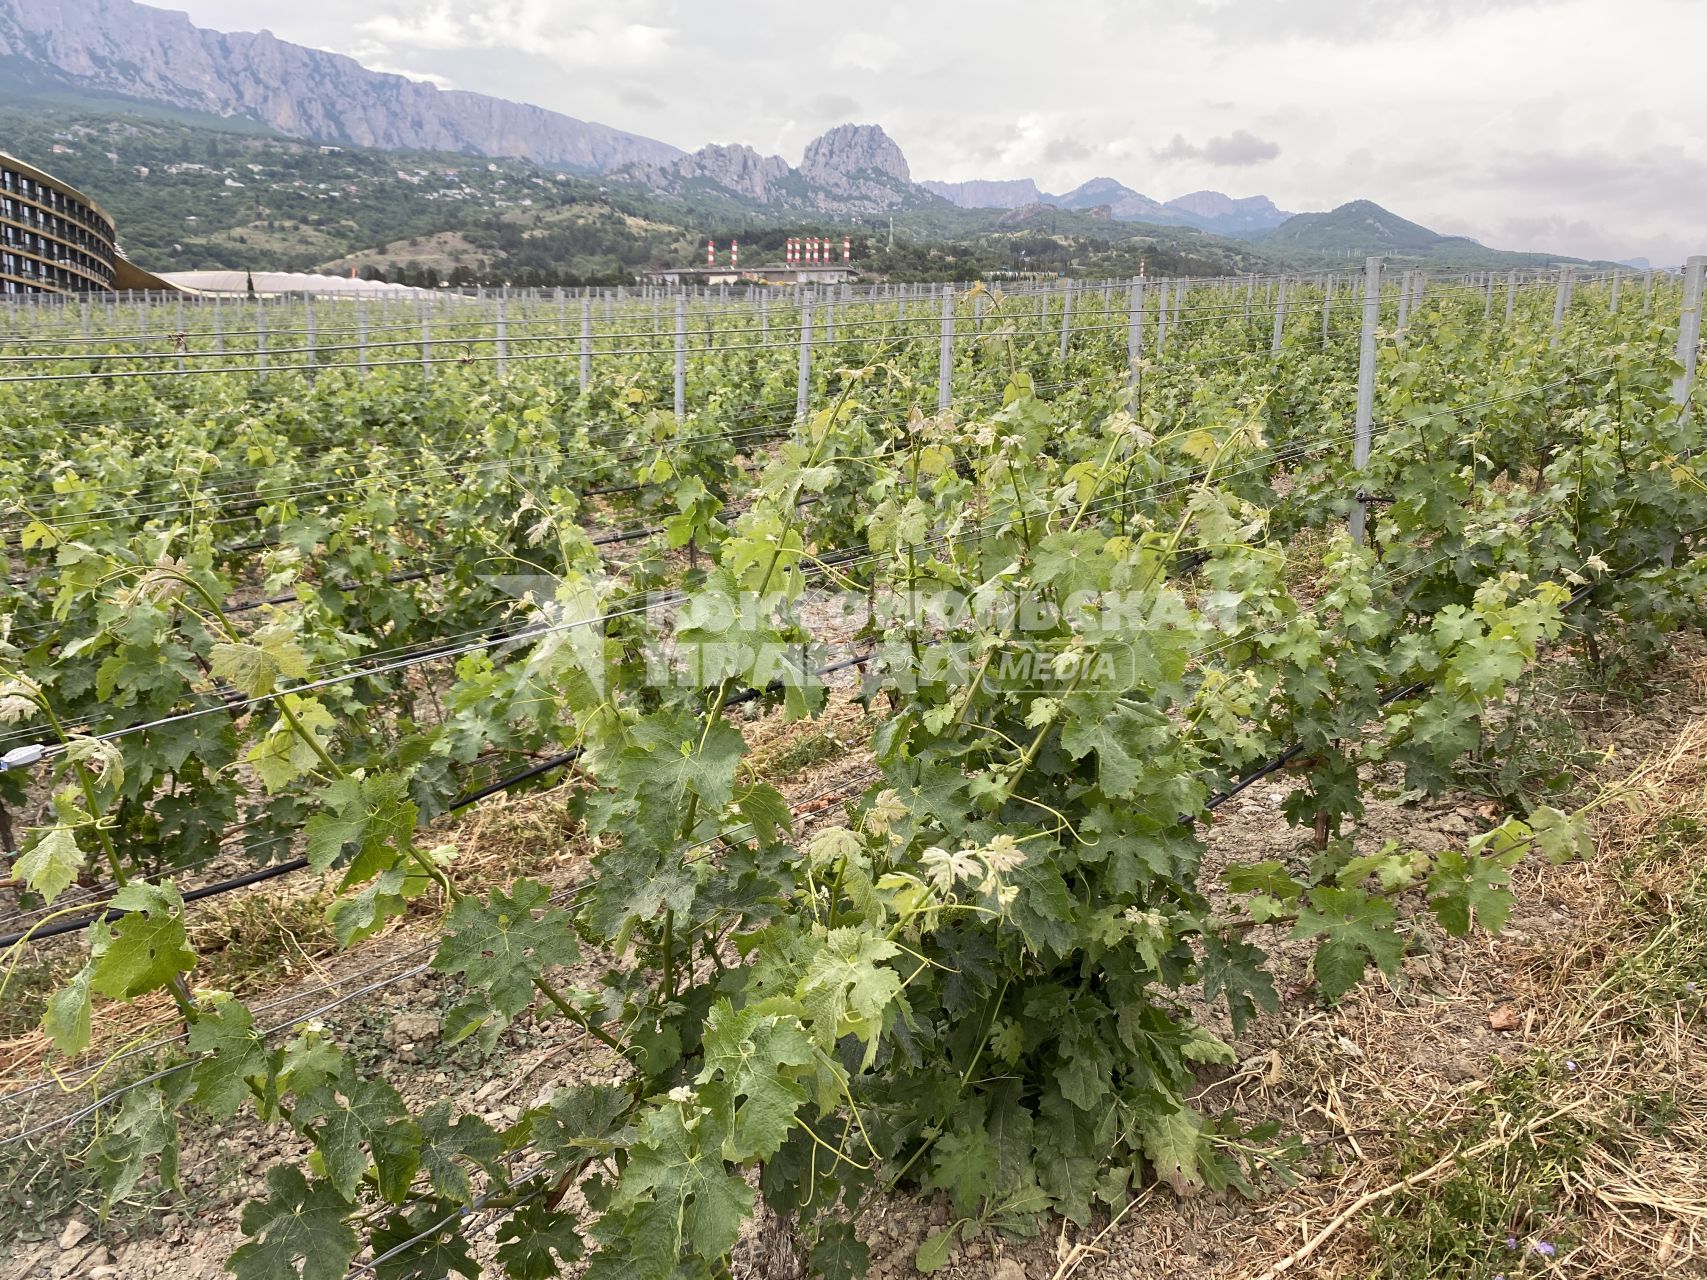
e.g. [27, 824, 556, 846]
[0, 268, 1702, 1278]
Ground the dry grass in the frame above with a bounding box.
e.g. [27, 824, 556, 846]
[1241, 715, 1707, 1278]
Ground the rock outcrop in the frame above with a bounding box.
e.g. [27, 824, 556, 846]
[626, 125, 925, 212]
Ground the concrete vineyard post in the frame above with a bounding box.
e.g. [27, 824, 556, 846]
[1673, 255, 1705, 419]
[256, 298, 266, 382]
[1058, 279, 1073, 362]
[796, 297, 813, 422]
[1127, 276, 1144, 385]
[1271, 277, 1287, 358]
[1505, 270, 1518, 325]
[674, 295, 686, 420]
[1323, 274, 1334, 349]
[579, 298, 592, 393]
[1351, 256, 1382, 544]
[938, 287, 955, 412]
[1395, 271, 1412, 346]
[1610, 269, 1621, 315]
[1551, 268, 1571, 346]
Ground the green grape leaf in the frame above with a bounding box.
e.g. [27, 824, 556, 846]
[696, 999, 814, 1161]
[525, 1084, 634, 1170]
[433, 879, 579, 1036]
[1528, 805, 1593, 863]
[247, 697, 338, 793]
[495, 1199, 585, 1280]
[809, 1220, 870, 1280]
[623, 711, 746, 819]
[1426, 849, 1516, 936]
[43, 961, 94, 1057]
[1060, 699, 1142, 798]
[304, 771, 418, 881]
[188, 996, 269, 1119]
[371, 1204, 479, 1280]
[327, 863, 432, 948]
[1290, 887, 1405, 1001]
[733, 781, 792, 846]
[607, 1104, 753, 1273]
[1222, 860, 1306, 905]
[14, 826, 84, 904]
[1199, 932, 1279, 1034]
[94, 1071, 191, 1206]
[989, 1017, 1025, 1064]
[277, 1027, 344, 1098]
[308, 1068, 422, 1203]
[229, 1166, 358, 1280]
[210, 628, 310, 698]
[417, 1101, 504, 1203]
[796, 928, 902, 1068]
[89, 881, 196, 1000]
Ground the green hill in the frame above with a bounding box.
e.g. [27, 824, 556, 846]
[1260, 199, 1599, 267]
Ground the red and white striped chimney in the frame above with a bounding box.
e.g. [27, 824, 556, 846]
[842, 235, 851, 263]
[786, 238, 795, 266]
[731, 238, 739, 267]
[706, 238, 715, 267]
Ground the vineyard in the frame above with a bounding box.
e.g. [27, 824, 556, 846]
[2, 259, 1706, 1279]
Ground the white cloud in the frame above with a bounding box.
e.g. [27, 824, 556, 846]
[1153, 130, 1281, 166]
[355, 2, 675, 67]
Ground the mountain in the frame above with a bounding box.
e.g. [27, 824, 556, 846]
[1162, 190, 1290, 235]
[1257, 200, 1596, 266]
[1260, 199, 1459, 254]
[920, 178, 1041, 209]
[620, 124, 926, 213]
[0, 0, 681, 171]
[799, 124, 913, 203]
[1047, 177, 1164, 219]
[927, 175, 1292, 234]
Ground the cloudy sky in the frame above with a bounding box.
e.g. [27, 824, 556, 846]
[173, 0, 1705, 264]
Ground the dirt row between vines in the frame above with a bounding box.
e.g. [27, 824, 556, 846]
[6, 640, 1707, 1279]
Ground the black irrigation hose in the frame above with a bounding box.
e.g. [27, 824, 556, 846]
[0, 651, 879, 950]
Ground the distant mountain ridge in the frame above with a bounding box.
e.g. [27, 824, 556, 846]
[0, 0, 681, 171]
[928, 173, 1293, 234]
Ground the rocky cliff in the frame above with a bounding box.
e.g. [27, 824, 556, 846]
[0, 0, 681, 171]
[625, 124, 926, 212]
